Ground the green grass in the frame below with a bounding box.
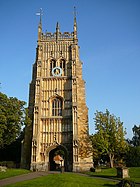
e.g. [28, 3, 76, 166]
[5, 173, 118, 187]
[1, 167, 140, 187]
[129, 167, 140, 183]
[0, 169, 30, 180]
[85, 167, 140, 183]
[86, 168, 116, 178]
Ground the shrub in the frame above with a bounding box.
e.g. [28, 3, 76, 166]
[117, 179, 135, 187]
[90, 167, 101, 172]
[0, 161, 15, 168]
[90, 167, 95, 172]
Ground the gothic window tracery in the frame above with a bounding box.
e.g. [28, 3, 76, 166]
[52, 98, 62, 116]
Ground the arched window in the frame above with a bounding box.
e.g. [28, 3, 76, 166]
[60, 59, 65, 76]
[52, 98, 62, 116]
[50, 59, 56, 76]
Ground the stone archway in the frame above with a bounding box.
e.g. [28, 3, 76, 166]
[49, 148, 57, 171]
[47, 144, 68, 171]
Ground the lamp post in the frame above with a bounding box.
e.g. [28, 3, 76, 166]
[60, 157, 63, 173]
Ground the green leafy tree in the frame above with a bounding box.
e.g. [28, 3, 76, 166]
[0, 92, 26, 148]
[89, 134, 102, 166]
[54, 150, 65, 157]
[91, 109, 127, 168]
[131, 125, 140, 146]
[20, 108, 32, 169]
[125, 146, 140, 167]
[0, 131, 24, 165]
[125, 125, 140, 167]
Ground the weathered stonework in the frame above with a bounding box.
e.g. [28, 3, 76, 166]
[21, 13, 93, 172]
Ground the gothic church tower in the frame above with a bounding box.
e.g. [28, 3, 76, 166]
[22, 9, 93, 172]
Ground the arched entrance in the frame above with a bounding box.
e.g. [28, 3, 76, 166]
[48, 145, 68, 171]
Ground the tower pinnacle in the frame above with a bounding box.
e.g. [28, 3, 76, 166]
[56, 22, 60, 42]
[56, 22, 60, 32]
[73, 6, 77, 41]
[36, 8, 43, 40]
[36, 8, 43, 27]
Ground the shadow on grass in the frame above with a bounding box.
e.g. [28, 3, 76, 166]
[103, 184, 117, 187]
[88, 174, 118, 180]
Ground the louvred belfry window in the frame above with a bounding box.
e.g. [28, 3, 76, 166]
[60, 59, 65, 76]
[52, 98, 62, 116]
[50, 59, 56, 76]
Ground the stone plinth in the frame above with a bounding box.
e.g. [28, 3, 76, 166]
[116, 167, 129, 178]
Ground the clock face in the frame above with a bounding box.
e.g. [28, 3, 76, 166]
[52, 67, 62, 77]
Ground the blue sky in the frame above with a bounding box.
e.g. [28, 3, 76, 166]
[0, 0, 140, 138]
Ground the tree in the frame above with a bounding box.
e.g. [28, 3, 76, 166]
[125, 146, 140, 167]
[131, 125, 140, 146]
[89, 134, 102, 166]
[0, 92, 26, 148]
[125, 125, 140, 167]
[0, 131, 24, 165]
[90, 109, 127, 168]
[20, 108, 32, 169]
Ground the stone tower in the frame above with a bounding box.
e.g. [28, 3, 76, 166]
[22, 9, 93, 172]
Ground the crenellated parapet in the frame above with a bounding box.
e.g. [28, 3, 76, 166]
[40, 32, 74, 41]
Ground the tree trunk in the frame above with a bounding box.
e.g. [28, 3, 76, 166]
[109, 153, 114, 168]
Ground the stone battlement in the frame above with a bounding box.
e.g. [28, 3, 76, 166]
[41, 32, 74, 41]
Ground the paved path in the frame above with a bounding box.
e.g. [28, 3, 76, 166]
[0, 172, 48, 186]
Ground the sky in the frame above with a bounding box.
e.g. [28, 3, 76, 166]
[0, 0, 140, 138]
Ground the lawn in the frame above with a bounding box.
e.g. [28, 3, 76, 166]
[5, 173, 118, 187]
[85, 167, 140, 183]
[129, 167, 140, 183]
[0, 169, 30, 180]
[0, 167, 140, 187]
[85, 168, 116, 178]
